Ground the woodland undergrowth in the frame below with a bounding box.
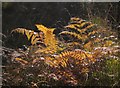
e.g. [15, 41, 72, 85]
[2, 16, 120, 87]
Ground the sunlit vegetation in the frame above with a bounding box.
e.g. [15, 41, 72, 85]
[2, 14, 120, 87]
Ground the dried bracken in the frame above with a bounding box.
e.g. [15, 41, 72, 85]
[35, 24, 58, 54]
[11, 28, 43, 45]
[2, 17, 120, 87]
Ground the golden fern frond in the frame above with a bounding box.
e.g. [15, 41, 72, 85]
[64, 17, 94, 34]
[35, 24, 58, 53]
[81, 24, 95, 33]
[65, 23, 95, 36]
[36, 24, 50, 34]
[88, 30, 97, 36]
[45, 49, 96, 68]
[61, 17, 118, 52]
[78, 22, 92, 28]
[11, 28, 34, 40]
[67, 17, 95, 29]
[70, 17, 81, 21]
[64, 24, 82, 34]
[65, 24, 80, 29]
[31, 38, 41, 45]
[59, 31, 83, 41]
[25, 30, 35, 40]
[70, 17, 85, 24]
[15, 57, 28, 65]
[11, 28, 27, 34]
[59, 17, 97, 43]
[35, 24, 56, 45]
[11, 28, 42, 45]
[44, 57, 56, 67]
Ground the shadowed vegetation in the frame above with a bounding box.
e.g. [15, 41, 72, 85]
[2, 2, 120, 87]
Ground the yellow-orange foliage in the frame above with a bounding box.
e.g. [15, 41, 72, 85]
[59, 31, 83, 40]
[15, 58, 28, 65]
[11, 28, 42, 45]
[35, 24, 58, 53]
[45, 49, 96, 68]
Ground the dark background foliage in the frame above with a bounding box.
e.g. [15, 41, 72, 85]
[2, 2, 119, 35]
[2, 2, 120, 87]
[2, 2, 120, 48]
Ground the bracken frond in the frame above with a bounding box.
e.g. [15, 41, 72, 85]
[59, 31, 83, 41]
[6, 17, 120, 86]
[45, 49, 96, 68]
[35, 24, 58, 54]
[11, 28, 43, 45]
[69, 17, 85, 24]
[15, 57, 28, 65]
[59, 17, 118, 53]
